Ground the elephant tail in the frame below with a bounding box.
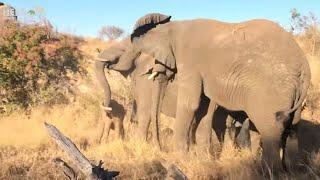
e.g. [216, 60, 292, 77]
[276, 61, 311, 122]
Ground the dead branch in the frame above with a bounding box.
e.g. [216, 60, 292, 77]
[166, 164, 188, 180]
[53, 157, 77, 180]
[44, 122, 119, 180]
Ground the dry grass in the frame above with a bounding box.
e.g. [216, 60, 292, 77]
[1, 37, 320, 179]
[0, 70, 255, 179]
[0, 103, 251, 179]
[302, 55, 320, 122]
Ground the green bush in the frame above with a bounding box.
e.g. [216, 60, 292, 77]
[0, 21, 85, 112]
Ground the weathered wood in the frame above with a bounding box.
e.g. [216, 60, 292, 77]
[45, 122, 93, 175]
[166, 164, 189, 180]
[44, 122, 119, 180]
[53, 157, 77, 180]
[160, 160, 188, 180]
[45, 122, 188, 179]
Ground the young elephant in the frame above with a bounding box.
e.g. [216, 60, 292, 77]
[94, 39, 250, 149]
[126, 13, 311, 171]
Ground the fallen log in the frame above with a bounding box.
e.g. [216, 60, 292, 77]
[44, 122, 119, 180]
[166, 164, 189, 180]
[45, 122, 188, 179]
[53, 157, 77, 180]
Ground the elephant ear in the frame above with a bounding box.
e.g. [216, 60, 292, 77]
[134, 53, 154, 75]
[153, 43, 176, 73]
[131, 13, 171, 40]
[138, 49, 176, 82]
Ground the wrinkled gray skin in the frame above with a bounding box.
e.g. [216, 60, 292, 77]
[127, 14, 311, 171]
[94, 40, 250, 149]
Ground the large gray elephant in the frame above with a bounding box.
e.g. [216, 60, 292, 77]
[124, 13, 311, 171]
[94, 39, 250, 149]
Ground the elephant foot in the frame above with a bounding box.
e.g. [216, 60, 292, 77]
[173, 136, 189, 154]
[145, 130, 162, 150]
[160, 128, 173, 151]
[195, 137, 212, 155]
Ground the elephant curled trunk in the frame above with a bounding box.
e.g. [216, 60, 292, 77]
[94, 61, 112, 110]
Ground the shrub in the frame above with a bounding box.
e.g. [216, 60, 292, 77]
[305, 83, 320, 117]
[0, 21, 85, 112]
[290, 9, 320, 56]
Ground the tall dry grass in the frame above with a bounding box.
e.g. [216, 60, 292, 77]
[0, 102, 258, 179]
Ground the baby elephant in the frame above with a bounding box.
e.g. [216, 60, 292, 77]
[98, 100, 125, 143]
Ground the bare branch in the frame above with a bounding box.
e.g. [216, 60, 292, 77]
[44, 122, 93, 176]
[166, 164, 189, 180]
[44, 122, 119, 180]
[53, 157, 77, 180]
[98, 26, 124, 40]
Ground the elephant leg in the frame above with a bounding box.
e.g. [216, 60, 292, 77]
[114, 118, 125, 140]
[196, 101, 218, 150]
[134, 80, 152, 140]
[251, 113, 285, 172]
[136, 101, 151, 141]
[190, 94, 210, 145]
[235, 118, 251, 149]
[174, 77, 202, 152]
[99, 115, 112, 143]
[224, 115, 236, 144]
[130, 100, 138, 124]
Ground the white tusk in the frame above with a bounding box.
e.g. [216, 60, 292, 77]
[279, 148, 283, 159]
[148, 72, 158, 80]
[234, 121, 243, 128]
[101, 105, 112, 112]
[95, 57, 108, 62]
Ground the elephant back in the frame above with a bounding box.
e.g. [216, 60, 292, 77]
[131, 13, 171, 40]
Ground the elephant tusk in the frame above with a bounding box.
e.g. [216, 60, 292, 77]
[101, 105, 112, 112]
[95, 57, 109, 62]
[234, 121, 243, 128]
[148, 71, 158, 80]
[279, 148, 283, 159]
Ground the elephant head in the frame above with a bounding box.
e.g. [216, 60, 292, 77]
[129, 13, 176, 80]
[117, 13, 177, 148]
[94, 39, 140, 111]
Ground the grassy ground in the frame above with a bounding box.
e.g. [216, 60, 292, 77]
[0, 38, 320, 179]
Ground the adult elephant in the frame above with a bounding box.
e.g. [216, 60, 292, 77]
[126, 13, 311, 171]
[94, 39, 250, 149]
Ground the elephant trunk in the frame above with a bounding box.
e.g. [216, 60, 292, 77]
[150, 73, 168, 149]
[114, 48, 140, 72]
[94, 61, 111, 108]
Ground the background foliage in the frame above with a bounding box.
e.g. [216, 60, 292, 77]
[0, 21, 86, 112]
